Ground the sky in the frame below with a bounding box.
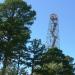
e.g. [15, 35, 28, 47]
[0, 0, 75, 59]
[25, 0, 75, 59]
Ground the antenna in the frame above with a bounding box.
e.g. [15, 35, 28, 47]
[47, 13, 59, 48]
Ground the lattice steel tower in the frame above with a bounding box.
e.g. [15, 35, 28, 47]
[47, 13, 59, 48]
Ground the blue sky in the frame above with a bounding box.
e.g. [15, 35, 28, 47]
[0, 0, 75, 59]
[25, 0, 75, 59]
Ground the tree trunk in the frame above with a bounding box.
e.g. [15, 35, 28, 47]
[17, 54, 20, 75]
[31, 65, 34, 75]
[2, 58, 7, 75]
[17, 61, 20, 75]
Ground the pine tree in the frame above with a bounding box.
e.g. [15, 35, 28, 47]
[26, 39, 46, 75]
[35, 48, 75, 75]
[0, 0, 36, 75]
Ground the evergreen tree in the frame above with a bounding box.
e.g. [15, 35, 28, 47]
[35, 48, 75, 75]
[0, 0, 36, 75]
[26, 39, 46, 75]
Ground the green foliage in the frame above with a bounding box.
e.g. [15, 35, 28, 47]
[0, 0, 36, 75]
[34, 48, 75, 75]
[0, 1, 75, 75]
[26, 39, 46, 75]
[0, 65, 26, 75]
